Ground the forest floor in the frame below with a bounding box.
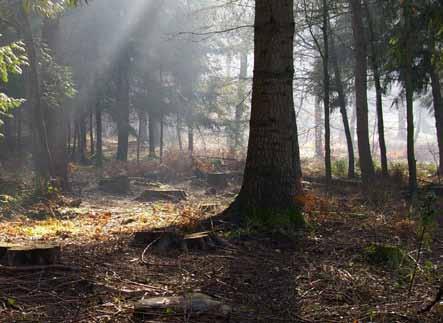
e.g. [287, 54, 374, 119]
[0, 154, 442, 322]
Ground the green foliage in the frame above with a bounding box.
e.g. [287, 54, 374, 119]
[0, 38, 28, 138]
[363, 243, 408, 269]
[331, 159, 347, 177]
[22, 0, 84, 17]
[39, 45, 77, 108]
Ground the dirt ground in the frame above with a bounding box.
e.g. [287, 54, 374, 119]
[0, 157, 442, 323]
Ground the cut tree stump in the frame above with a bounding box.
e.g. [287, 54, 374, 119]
[132, 230, 183, 251]
[134, 293, 231, 320]
[131, 230, 227, 252]
[182, 232, 217, 251]
[135, 189, 187, 203]
[207, 172, 228, 189]
[6, 244, 61, 267]
[98, 176, 130, 194]
[0, 243, 19, 264]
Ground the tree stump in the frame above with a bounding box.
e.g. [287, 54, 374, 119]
[0, 243, 19, 264]
[5, 244, 61, 267]
[135, 190, 187, 203]
[132, 230, 183, 251]
[99, 176, 130, 194]
[207, 172, 228, 189]
[134, 293, 231, 320]
[181, 232, 229, 251]
[131, 230, 227, 252]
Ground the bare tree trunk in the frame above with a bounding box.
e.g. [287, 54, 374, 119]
[430, 57, 443, 177]
[330, 33, 355, 178]
[116, 50, 130, 162]
[176, 113, 183, 151]
[402, 4, 417, 193]
[20, 8, 53, 181]
[350, 0, 375, 186]
[89, 110, 94, 156]
[188, 124, 194, 155]
[322, 0, 332, 184]
[364, 0, 388, 176]
[160, 113, 164, 163]
[148, 112, 156, 158]
[16, 107, 22, 153]
[79, 116, 87, 164]
[227, 0, 303, 217]
[72, 121, 78, 161]
[315, 96, 323, 159]
[95, 104, 103, 167]
[234, 48, 248, 151]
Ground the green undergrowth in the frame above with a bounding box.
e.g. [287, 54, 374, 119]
[363, 243, 409, 270]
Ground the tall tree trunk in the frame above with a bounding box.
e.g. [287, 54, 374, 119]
[322, 0, 332, 184]
[350, 0, 375, 186]
[138, 110, 148, 144]
[89, 111, 94, 156]
[16, 107, 22, 153]
[227, 0, 302, 217]
[20, 8, 53, 181]
[402, 4, 417, 193]
[188, 124, 194, 155]
[430, 56, 443, 178]
[115, 51, 130, 162]
[72, 121, 78, 161]
[315, 96, 323, 159]
[364, 0, 388, 176]
[234, 48, 248, 151]
[160, 113, 164, 163]
[148, 112, 156, 157]
[330, 33, 355, 178]
[176, 113, 183, 151]
[95, 104, 103, 167]
[79, 117, 87, 164]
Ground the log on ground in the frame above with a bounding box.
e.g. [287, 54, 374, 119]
[134, 293, 231, 320]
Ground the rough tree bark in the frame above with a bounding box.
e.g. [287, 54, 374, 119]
[430, 65, 443, 177]
[95, 103, 103, 167]
[349, 0, 375, 186]
[148, 112, 157, 158]
[20, 8, 53, 181]
[226, 0, 303, 217]
[315, 96, 323, 159]
[322, 0, 332, 184]
[115, 50, 130, 162]
[364, 0, 388, 177]
[330, 33, 355, 178]
[402, 3, 417, 193]
[234, 48, 248, 151]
